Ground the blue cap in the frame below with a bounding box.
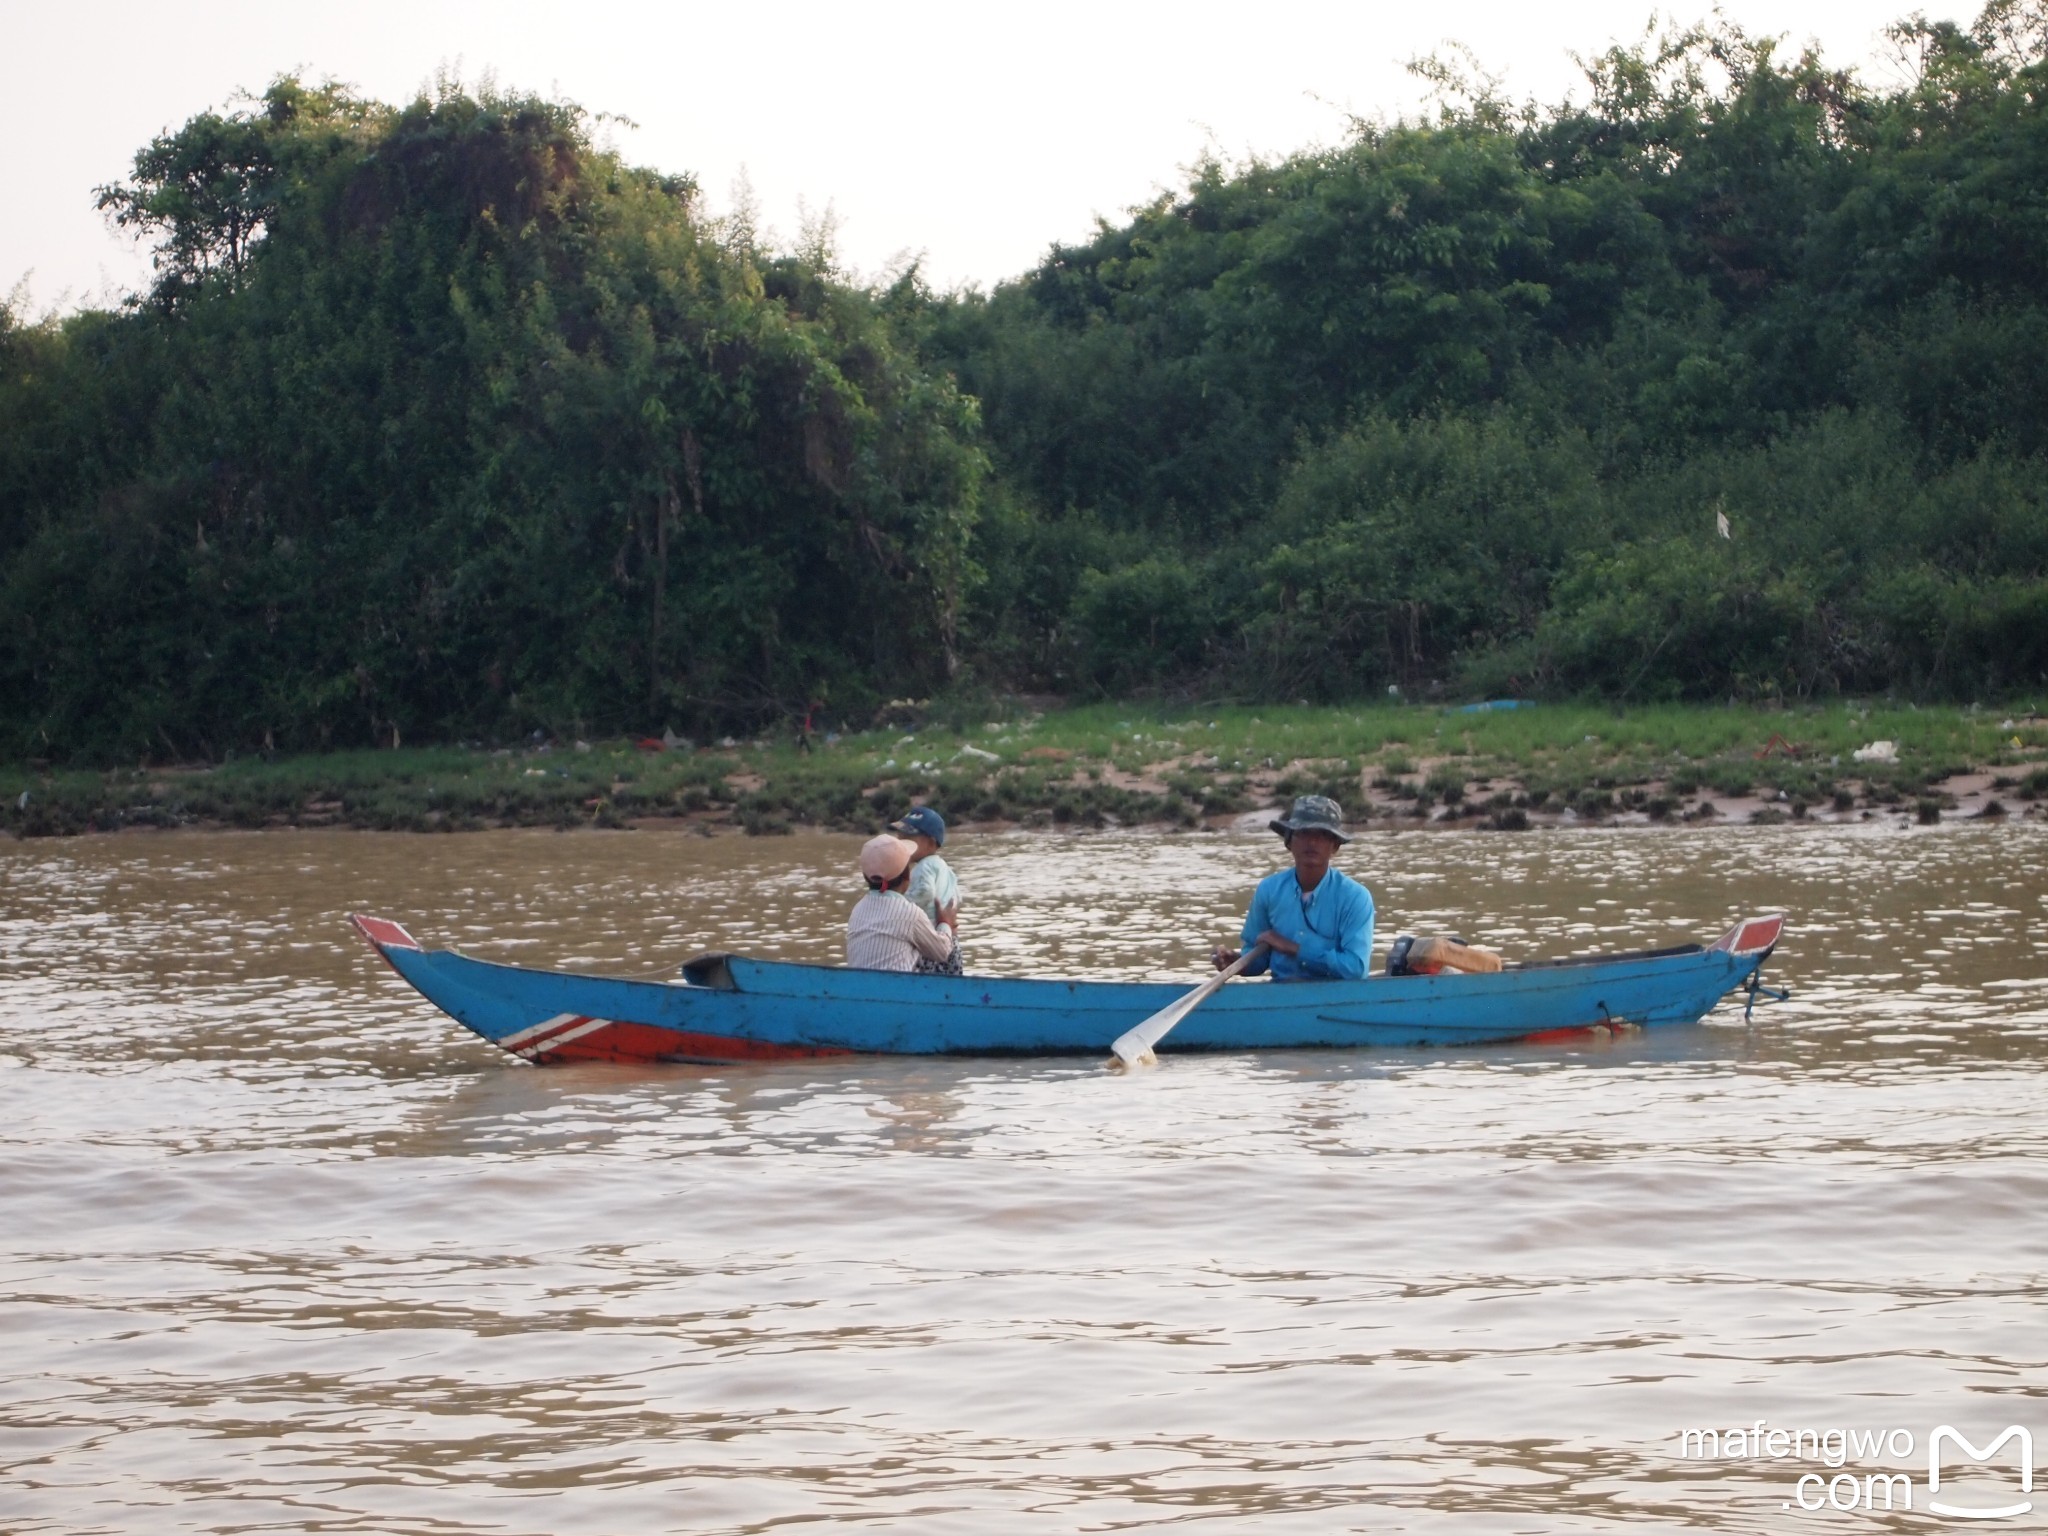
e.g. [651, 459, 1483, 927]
[890, 806, 946, 845]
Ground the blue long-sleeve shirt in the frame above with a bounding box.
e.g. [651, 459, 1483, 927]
[1240, 866, 1375, 980]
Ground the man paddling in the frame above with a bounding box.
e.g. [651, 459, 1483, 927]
[1212, 795, 1374, 980]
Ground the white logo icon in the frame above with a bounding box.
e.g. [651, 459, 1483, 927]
[1928, 1425, 2033, 1520]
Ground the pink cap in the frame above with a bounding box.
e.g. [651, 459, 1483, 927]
[859, 834, 916, 881]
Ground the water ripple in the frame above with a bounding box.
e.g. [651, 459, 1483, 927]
[2, 825, 2045, 1532]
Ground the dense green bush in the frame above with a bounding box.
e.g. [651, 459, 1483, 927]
[924, 2, 2048, 703]
[2, 79, 983, 762]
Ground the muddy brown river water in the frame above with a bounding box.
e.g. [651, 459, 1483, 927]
[2, 824, 2046, 1534]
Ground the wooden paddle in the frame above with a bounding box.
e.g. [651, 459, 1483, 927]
[1109, 943, 1269, 1069]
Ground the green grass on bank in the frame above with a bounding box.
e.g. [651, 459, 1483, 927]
[5, 700, 2047, 837]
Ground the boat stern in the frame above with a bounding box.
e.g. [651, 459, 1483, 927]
[1711, 913, 1785, 958]
[1711, 912, 1791, 1020]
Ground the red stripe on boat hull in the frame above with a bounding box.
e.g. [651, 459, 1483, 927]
[1519, 1023, 1603, 1045]
[523, 1019, 853, 1065]
[1517, 1021, 1641, 1046]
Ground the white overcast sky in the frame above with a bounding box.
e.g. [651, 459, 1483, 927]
[6, 0, 1966, 312]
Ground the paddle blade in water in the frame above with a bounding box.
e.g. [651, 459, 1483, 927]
[1108, 945, 1265, 1069]
[1108, 1002, 1189, 1069]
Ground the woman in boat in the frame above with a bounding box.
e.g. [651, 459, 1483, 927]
[847, 833, 959, 972]
[890, 806, 964, 976]
[1211, 795, 1374, 980]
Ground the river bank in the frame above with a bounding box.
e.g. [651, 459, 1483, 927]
[6, 700, 2047, 838]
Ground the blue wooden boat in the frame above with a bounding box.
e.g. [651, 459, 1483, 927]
[350, 912, 1786, 1064]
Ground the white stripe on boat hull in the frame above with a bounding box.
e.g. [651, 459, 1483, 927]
[502, 1012, 581, 1049]
[502, 1014, 616, 1060]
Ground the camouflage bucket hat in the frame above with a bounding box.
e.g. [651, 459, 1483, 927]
[1269, 794, 1349, 844]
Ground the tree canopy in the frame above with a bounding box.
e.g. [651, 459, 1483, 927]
[5, 78, 982, 760]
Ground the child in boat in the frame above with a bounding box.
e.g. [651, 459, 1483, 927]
[891, 806, 964, 975]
